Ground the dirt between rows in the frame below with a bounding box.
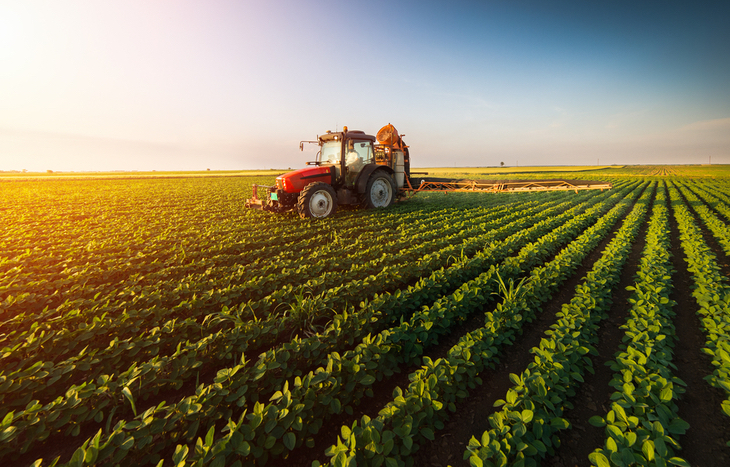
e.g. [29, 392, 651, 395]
[285, 184, 730, 467]
[542, 192, 652, 467]
[283, 187, 642, 467]
[667, 187, 730, 467]
[410, 186, 730, 467]
[410, 189, 648, 467]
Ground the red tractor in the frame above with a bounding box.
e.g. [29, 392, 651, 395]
[246, 124, 411, 218]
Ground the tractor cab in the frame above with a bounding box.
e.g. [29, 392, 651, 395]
[315, 128, 376, 188]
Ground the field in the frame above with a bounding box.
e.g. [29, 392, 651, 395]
[2, 165, 730, 467]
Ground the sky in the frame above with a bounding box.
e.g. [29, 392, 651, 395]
[1, 0, 729, 172]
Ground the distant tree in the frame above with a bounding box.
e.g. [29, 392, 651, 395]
[500, 162, 504, 167]
[47, 169, 53, 173]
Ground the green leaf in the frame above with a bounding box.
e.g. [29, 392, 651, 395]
[588, 452, 610, 467]
[550, 417, 569, 429]
[667, 457, 691, 467]
[660, 386, 673, 402]
[668, 418, 690, 435]
[609, 451, 624, 467]
[83, 446, 99, 464]
[607, 437, 618, 453]
[607, 425, 623, 440]
[621, 447, 635, 465]
[237, 440, 251, 456]
[333, 452, 347, 467]
[0, 426, 17, 443]
[120, 435, 134, 451]
[173, 445, 189, 465]
[470, 456, 484, 467]
[589, 416, 606, 427]
[283, 432, 296, 450]
[625, 431, 637, 447]
[69, 447, 85, 467]
[614, 404, 629, 425]
[722, 401, 730, 418]
[361, 375, 376, 385]
[403, 435, 413, 451]
[205, 425, 215, 446]
[421, 427, 435, 441]
[122, 387, 137, 417]
[642, 440, 655, 462]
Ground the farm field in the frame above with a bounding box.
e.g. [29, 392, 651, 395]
[2, 165, 730, 467]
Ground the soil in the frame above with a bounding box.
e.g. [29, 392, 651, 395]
[19, 181, 730, 467]
[393, 190, 642, 467]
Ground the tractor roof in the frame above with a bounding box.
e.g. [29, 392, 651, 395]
[320, 130, 376, 143]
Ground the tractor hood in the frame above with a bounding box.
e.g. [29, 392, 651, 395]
[276, 166, 334, 193]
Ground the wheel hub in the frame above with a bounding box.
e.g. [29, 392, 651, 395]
[370, 179, 392, 207]
[309, 191, 333, 217]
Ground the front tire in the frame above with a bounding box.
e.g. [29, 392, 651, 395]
[363, 172, 395, 209]
[297, 182, 338, 219]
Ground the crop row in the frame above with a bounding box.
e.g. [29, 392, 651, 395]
[2, 179, 495, 332]
[1, 195, 530, 372]
[669, 181, 730, 446]
[682, 181, 730, 224]
[22, 184, 641, 465]
[1, 178, 273, 284]
[1, 193, 521, 339]
[319, 183, 651, 467]
[464, 182, 652, 466]
[152, 182, 643, 467]
[588, 182, 690, 467]
[0, 193, 581, 419]
[164, 182, 643, 467]
[674, 181, 730, 256]
[0, 178, 520, 288]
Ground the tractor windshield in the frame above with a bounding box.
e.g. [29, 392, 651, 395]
[320, 141, 341, 165]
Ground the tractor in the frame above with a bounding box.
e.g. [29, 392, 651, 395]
[246, 124, 410, 219]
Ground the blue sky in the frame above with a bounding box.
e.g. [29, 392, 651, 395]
[1, 0, 729, 171]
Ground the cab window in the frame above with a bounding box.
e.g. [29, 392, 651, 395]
[347, 140, 373, 165]
[320, 141, 341, 164]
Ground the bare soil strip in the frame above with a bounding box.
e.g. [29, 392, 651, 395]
[670, 188, 730, 466]
[409, 192, 646, 467]
[538, 188, 654, 467]
[286, 193, 633, 467]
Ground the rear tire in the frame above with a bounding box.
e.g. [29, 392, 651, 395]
[297, 182, 338, 219]
[363, 172, 395, 209]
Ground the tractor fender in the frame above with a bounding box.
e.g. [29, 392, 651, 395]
[355, 164, 395, 194]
